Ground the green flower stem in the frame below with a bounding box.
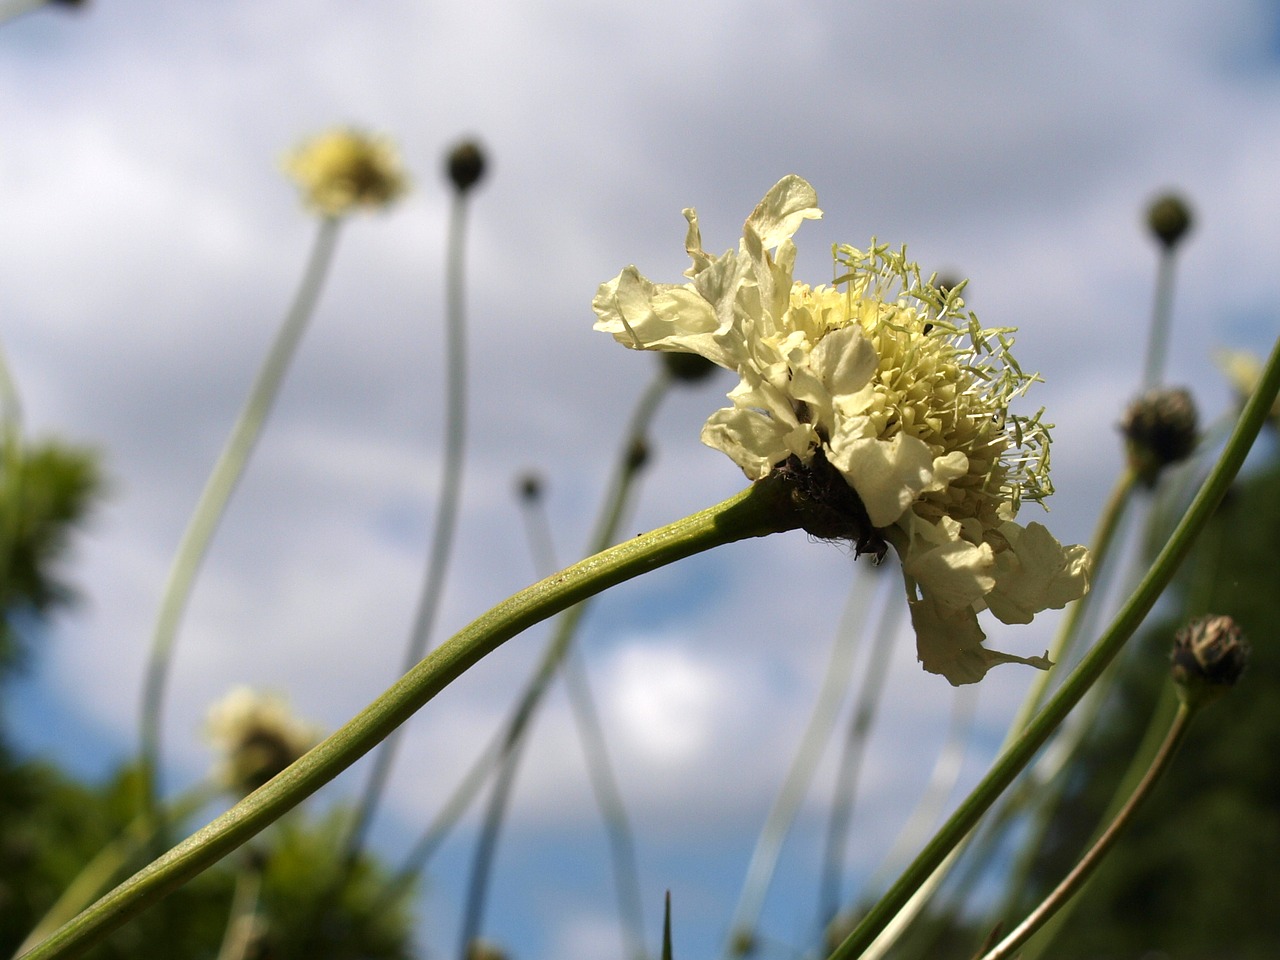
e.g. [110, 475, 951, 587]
[980, 700, 1198, 960]
[725, 568, 878, 956]
[0, 0, 47, 26]
[457, 368, 671, 960]
[0, 337, 23, 432]
[138, 216, 342, 818]
[213, 855, 264, 960]
[1141, 246, 1179, 391]
[19, 475, 804, 960]
[829, 332, 1280, 960]
[343, 188, 475, 865]
[561, 646, 650, 960]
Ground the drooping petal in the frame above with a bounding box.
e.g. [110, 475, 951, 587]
[985, 521, 1092, 624]
[910, 599, 1053, 686]
[899, 515, 997, 612]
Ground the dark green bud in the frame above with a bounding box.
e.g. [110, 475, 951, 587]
[516, 472, 542, 502]
[446, 140, 487, 193]
[1146, 193, 1193, 250]
[1120, 387, 1198, 486]
[661, 350, 718, 384]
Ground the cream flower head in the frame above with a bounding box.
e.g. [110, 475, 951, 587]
[205, 686, 320, 795]
[594, 176, 1090, 685]
[283, 129, 408, 217]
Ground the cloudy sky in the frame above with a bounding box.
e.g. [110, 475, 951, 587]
[3, 1, 1278, 958]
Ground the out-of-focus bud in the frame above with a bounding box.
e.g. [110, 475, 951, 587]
[516, 472, 543, 502]
[1171, 614, 1249, 707]
[446, 140, 487, 194]
[660, 351, 718, 384]
[626, 437, 650, 473]
[1120, 387, 1198, 486]
[1146, 193, 1193, 251]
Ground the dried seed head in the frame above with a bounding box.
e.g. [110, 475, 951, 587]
[446, 140, 487, 194]
[1171, 614, 1249, 707]
[1120, 387, 1198, 486]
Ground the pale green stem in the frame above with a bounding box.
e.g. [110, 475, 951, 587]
[867, 684, 977, 892]
[138, 216, 342, 818]
[828, 332, 1280, 960]
[724, 568, 882, 956]
[817, 591, 901, 930]
[213, 856, 263, 960]
[980, 701, 1197, 960]
[457, 369, 670, 960]
[12, 785, 214, 958]
[19, 475, 803, 960]
[0, 0, 47, 26]
[0, 337, 23, 432]
[561, 646, 650, 960]
[1141, 248, 1178, 391]
[343, 190, 473, 864]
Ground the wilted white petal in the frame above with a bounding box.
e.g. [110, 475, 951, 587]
[911, 600, 1053, 686]
[985, 521, 1091, 624]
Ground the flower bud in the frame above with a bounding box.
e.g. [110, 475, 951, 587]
[660, 350, 718, 384]
[1146, 193, 1193, 250]
[1120, 387, 1198, 486]
[1171, 615, 1248, 706]
[625, 436, 650, 473]
[516, 472, 543, 502]
[446, 140, 487, 194]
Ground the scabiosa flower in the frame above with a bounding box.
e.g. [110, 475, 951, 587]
[1215, 348, 1280, 427]
[205, 686, 320, 795]
[593, 176, 1089, 684]
[283, 129, 408, 217]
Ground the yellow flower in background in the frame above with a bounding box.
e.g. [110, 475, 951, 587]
[283, 129, 408, 217]
[205, 686, 320, 795]
[1215, 347, 1279, 424]
[594, 176, 1090, 685]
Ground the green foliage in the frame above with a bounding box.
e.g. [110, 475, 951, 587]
[0, 434, 104, 673]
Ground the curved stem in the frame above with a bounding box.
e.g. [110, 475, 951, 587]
[138, 216, 341, 818]
[980, 701, 1197, 960]
[19, 476, 803, 960]
[343, 191, 473, 864]
[829, 332, 1280, 960]
[0, 0, 47, 26]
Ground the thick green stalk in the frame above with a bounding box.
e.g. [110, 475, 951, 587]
[18, 476, 803, 960]
[138, 216, 342, 817]
[981, 701, 1197, 960]
[830, 332, 1280, 960]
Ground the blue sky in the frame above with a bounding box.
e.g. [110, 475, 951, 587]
[2, 2, 1279, 958]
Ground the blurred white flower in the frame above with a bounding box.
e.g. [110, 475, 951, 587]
[205, 686, 320, 795]
[594, 176, 1089, 684]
